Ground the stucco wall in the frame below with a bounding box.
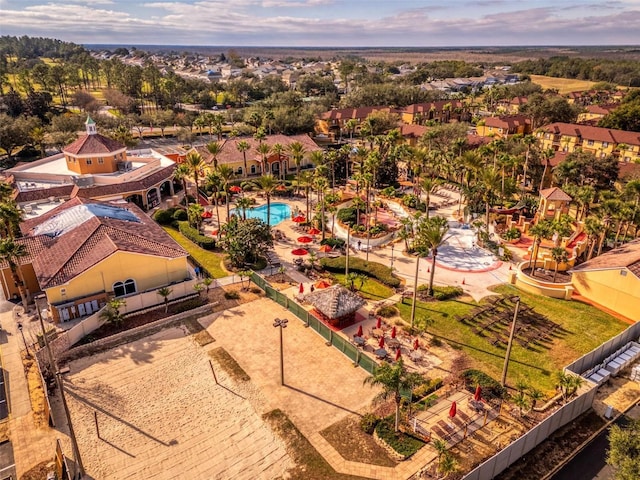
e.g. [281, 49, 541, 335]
[572, 269, 640, 321]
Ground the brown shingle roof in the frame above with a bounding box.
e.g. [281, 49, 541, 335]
[540, 187, 572, 201]
[70, 165, 175, 199]
[19, 198, 187, 288]
[538, 123, 640, 147]
[13, 185, 74, 204]
[63, 133, 126, 155]
[484, 115, 531, 130]
[571, 239, 640, 279]
[192, 134, 322, 167]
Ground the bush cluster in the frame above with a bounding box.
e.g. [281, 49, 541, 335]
[320, 256, 401, 288]
[412, 378, 444, 400]
[224, 290, 241, 300]
[360, 413, 380, 434]
[177, 221, 216, 250]
[376, 305, 398, 318]
[502, 227, 522, 241]
[418, 285, 464, 300]
[154, 207, 188, 225]
[320, 237, 345, 249]
[461, 369, 507, 399]
[374, 417, 425, 457]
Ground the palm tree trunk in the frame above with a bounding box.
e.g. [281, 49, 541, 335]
[395, 398, 401, 432]
[428, 254, 437, 296]
[410, 256, 420, 329]
[266, 194, 271, 227]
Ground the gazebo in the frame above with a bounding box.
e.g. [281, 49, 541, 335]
[538, 187, 572, 222]
[304, 285, 366, 327]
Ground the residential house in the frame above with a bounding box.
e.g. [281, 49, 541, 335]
[570, 239, 640, 322]
[476, 115, 532, 139]
[577, 104, 617, 124]
[536, 123, 640, 162]
[191, 134, 322, 179]
[0, 198, 190, 323]
[316, 106, 394, 138]
[399, 100, 470, 125]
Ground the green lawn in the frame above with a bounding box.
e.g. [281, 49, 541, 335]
[162, 226, 228, 278]
[331, 273, 394, 300]
[395, 284, 628, 394]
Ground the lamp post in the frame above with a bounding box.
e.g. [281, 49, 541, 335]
[273, 318, 288, 385]
[390, 243, 395, 270]
[16, 322, 30, 358]
[501, 297, 521, 387]
[35, 295, 85, 477]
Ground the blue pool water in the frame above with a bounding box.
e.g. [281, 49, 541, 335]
[233, 202, 291, 226]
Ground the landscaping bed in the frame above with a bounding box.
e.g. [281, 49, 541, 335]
[374, 417, 426, 460]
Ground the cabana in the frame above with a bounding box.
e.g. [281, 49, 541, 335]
[304, 285, 365, 327]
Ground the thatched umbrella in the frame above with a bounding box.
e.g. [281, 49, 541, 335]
[304, 285, 365, 326]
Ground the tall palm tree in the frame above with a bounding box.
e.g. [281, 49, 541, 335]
[314, 175, 328, 241]
[0, 238, 28, 308]
[363, 359, 423, 432]
[584, 216, 604, 260]
[550, 247, 569, 283]
[235, 196, 252, 221]
[271, 143, 285, 179]
[0, 201, 22, 239]
[216, 164, 235, 221]
[288, 141, 306, 195]
[298, 170, 315, 220]
[527, 220, 553, 276]
[205, 171, 222, 231]
[206, 141, 223, 170]
[254, 174, 279, 227]
[236, 140, 250, 178]
[156, 287, 173, 313]
[184, 151, 204, 205]
[257, 142, 271, 176]
[420, 177, 442, 220]
[173, 163, 191, 206]
[414, 216, 450, 297]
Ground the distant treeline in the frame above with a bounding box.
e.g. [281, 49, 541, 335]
[511, 56, 640, 87]
[0, 36, 85, 60]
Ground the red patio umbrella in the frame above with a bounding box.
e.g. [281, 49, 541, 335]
[292, 215, 306, 223]
[376, 317, 382, 329]
[378, 336, 385, 348]
[201, 211, 213, 218]
[229, 185, 242, 193]
[391, 326, 397, 339]
[297, 236, 313, 244]
[413, 338, 420, 351]
[299, 283, 304, 294]
[395, 348, 402, 361]
[276, 184, 287, 191]
[474, 385, 482, 402]
[291, 248, 308, 256]
[356, 324, 363, 337]
[449, 401, 457, 419]
[318, 244, 333, 253]
[307, 227, 321, 235]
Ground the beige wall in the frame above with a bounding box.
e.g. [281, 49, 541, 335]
[572, 269, 640, 321]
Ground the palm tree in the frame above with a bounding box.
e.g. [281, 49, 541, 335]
[363, 359, 423, 432]
[257, 142, 271, 175]
[414, 216, 450, 297]
[527, 220, 553, 277]
[188, 203, 204, 230]
[438, 452, 458, 479]
[288, 141, 306, 195]
[174, 163, 191, 206]
[556, 371, 584, 403]
[550, 246, 569, 282]
[527, 387, 545, 410]
[0, 201, 22, 239]
[0, 238, 28, 308]
[314, 175, 329, 241]
[156, 287, 173, 313]
[184, 151, 204, 205]
[205, 171, 222, 231]
[216, 164, 235, 221]
[420, 177, 442, 220]
[254, 174, 279, 227]
[584, 216, 603, 260]
[206, 141, 223, 170]
[235, 196, 252, 220]
[236, 140, 250, 178]
[432, 438, 448, 465]
[271, 143, 285, 179]
[99, 298, 127, 326]
[298, 170, 315, 220]
[512, 391, 529, 417]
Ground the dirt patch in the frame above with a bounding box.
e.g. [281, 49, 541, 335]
[520, 267, 572, 284]
[494, 410, 605, 480]
[208, 347, 250, 382]
[23, 354, 49, 429]
[20, 460, 55, 480]
[320, 415, 398, 467]
[264, 409, 371, 480]
[265, 273, 301, 291]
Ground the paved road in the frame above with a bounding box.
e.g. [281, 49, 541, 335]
[549, 415, 630, 480]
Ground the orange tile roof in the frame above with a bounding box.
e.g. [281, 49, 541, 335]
[484, 114, 531, 130]
[538, 123, 640, 147]
[63, 133, 126, 155]
[540, 187, 572, 201]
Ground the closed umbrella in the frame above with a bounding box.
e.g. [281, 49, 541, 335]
[449, 401, 457, 419]
[376, 317, 382, 329]
[474, 385, 482, 402]
[291, 248, 308, 256]
[356, 324, 363, 337]
[391, 326, 397, 339]
[299, 283, 304, 294]
[395, 348, 402, 361]
[413, 338, 420, 351]
[378, 336, 385, 349]
[297, 236, 313, 244]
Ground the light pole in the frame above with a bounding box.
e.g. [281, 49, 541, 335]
[35, 295, 85, 477]
[390, 243, 395, 271]
[16, 322, 30, 358]
[501, 297, 521, 387]
[273, 318, 288, 385]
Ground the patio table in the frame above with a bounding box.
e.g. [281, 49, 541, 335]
[374, 348, 388, 359]
[387, 338, 401, 349]
[353, 336, 365, 346]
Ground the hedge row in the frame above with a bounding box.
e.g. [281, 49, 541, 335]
[154, 207, 187, 225]
[320, 256, 401, 288]
[177, 221, 216, 250]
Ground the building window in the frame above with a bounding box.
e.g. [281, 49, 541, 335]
[113, 278, 137, 297]
[488, 127, 493, 132]
[601, 152, 606, 158]
[98, 158, 104, 164]
[587, 140, 594, 146]
[250, 165, 256, 174]
[624, 156, 630, 162]
[61, 288, 66, 297]
[86, 159, 92, 165]
[603, 142, 609, 148]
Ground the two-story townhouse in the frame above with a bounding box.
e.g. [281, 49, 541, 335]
[476, 115, 532, 139]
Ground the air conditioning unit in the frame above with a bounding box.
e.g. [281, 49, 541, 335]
[74, 176, 94, 187]
[117, 161, 132, 172]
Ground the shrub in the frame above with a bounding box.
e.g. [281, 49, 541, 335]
[461, 369, 507, 399]
[320, 256, 401, 288]
[337, 207, 358, 226]
[369, 223, 388, 236]
[380, 186, 396, 198]
[431, 337, 443, 347]
[417, 285, 463, 301]
[502, 227, 522, 241]
[377, 305, 398, 318]
[224, 290, 240, 300]
[154, 209, 173, 225]
[360, 413, 380, 434]
[177, 221, 216, 250]
[412, 378, 443, 400]
[172, 298, 206, 313]
[320, 237, 345, 249]
[375, 417, 425, 457]
[173, 209, 188, 221]
[401, 194, 419, 208]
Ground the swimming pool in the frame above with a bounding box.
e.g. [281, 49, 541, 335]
[233, 202, 291, 226]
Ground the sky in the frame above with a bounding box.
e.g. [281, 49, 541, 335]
[1, 0, 639, 47]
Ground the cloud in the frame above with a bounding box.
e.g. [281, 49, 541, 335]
[261, 0, 334, 7]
